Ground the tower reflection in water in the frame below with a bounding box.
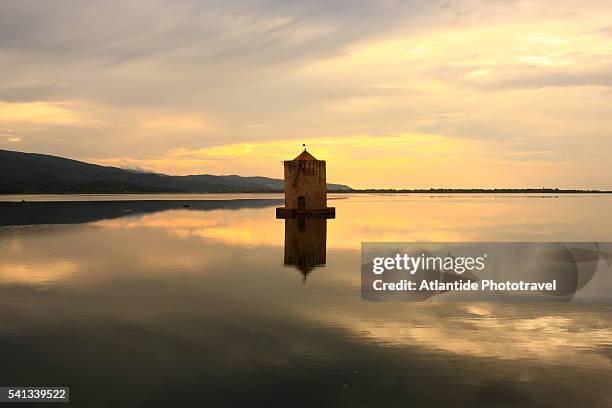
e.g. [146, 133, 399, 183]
[283, 217, 328, 281]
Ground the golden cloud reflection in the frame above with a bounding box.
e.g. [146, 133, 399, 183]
[300, 303, 612, 369]
[1, 195, 611, 375]
[92, 194, 612, 250]
[94, 208, 285, 247]
[0, 260, 79, 285]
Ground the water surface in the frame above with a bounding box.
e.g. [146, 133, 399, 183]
[1, 194, 611, 407]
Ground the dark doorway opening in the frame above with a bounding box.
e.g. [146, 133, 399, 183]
[297, 196, 305, 211]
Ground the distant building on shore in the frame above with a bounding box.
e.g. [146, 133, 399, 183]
[276, 147, 335, 219]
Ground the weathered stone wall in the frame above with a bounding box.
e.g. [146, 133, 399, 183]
[283, 160, 327, 209]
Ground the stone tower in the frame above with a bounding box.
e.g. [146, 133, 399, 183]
[276, 148, 335, 218]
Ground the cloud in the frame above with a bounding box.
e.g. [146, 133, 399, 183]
[1, 0, 612, 188]
[490, 71, 612, 90]
[140, 114, 219, 133]
[0, 101, 88, 125]
[0, 84, 61, 102]
[1, 134, 21, 143]
[0, 1, 424, 66]
[597, 25, 612, 36]
[450, 65, 612, 90]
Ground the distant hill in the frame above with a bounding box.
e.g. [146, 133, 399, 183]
[0, 149, 352, 194]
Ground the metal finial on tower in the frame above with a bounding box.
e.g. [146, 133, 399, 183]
[302, 143, 306, 151]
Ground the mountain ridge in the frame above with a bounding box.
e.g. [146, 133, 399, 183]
[0, 149, 352, 194]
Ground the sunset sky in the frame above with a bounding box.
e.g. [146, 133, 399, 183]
[1, 0, 611, 189]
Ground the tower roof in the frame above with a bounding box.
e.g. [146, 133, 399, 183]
[292, 150, 318, 161]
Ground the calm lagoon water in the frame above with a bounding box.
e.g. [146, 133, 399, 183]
[1, 194, 611, 407]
